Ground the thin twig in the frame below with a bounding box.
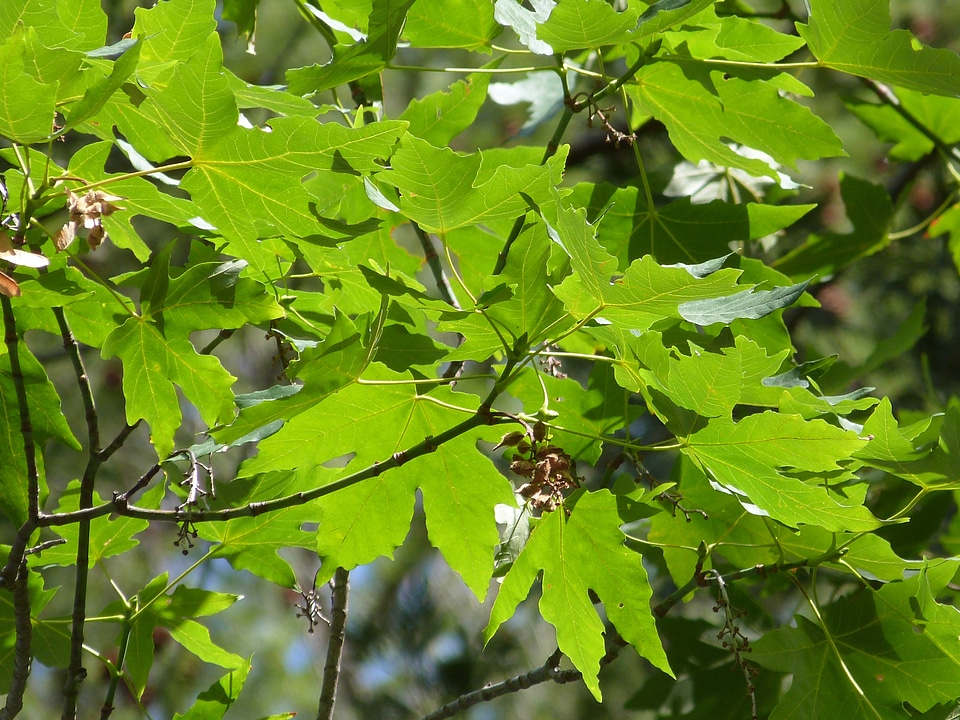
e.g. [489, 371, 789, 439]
[653, 549, 846, 619]
[59, 306, 103, 720]
[99, 613, 133, 719]
[54, 307, 99, 451]
[0, 519, 38, 589]
[98, 420, 141, 463]
[40, 405, 512, 527]
[1, 296, 39, 521]
[710, 570, 759, 720]
[0, 296, 41, 720]
[0, 559, 33, 720]
[316, 568, 350, 720]
[862, 78, 960, 167]
[199, 328, 235, 355]
[420, 649, 564, 720]
[411, 221, 460, 310]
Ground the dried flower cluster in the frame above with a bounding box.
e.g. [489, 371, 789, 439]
[501, 422, 581, 513]
[54, 189, 124, 251]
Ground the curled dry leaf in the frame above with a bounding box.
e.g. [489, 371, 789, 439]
[0, 270, 20, 297]
[0, 230, 50, 269]
[55, 189, 125, 251]
[0, 230, 46, 297]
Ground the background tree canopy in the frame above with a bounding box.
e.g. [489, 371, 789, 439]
[2, 0, 960, 718]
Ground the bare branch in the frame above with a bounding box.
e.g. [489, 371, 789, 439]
[54, 309, 102, 720]
[411, 221, 460, 310]
[53, 307, 99, 452]
[98, 420, 141, 463]
[316, 568, 350, 720]
[420, 649, 564, 720]
[0, 559, 33, 720]
[199, 327, 235, 355]
[1, 296, 39, 521]
[41, 409, 511, 528]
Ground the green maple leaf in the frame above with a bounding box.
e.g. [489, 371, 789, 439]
[799, 0, 960, 97]
[312, 427, 513, 599]
[398, 67, 497, 147]
[672, 11, 806, 63]
[190, 470, 322, 587]
[378, 134, 566, 235]
[633, 0, 716, 39]
[214, 309, 379, 444]
[649, 454, 783, 585]
[111, 575, 245, 697]
[626, 60, 844, 178]
[0, 341, 80, 525]
[1, 0, 105, 49]
[286, 0, 415, 94]
[242, 374, 515, 597]
[663, 336, 789, 418]
[683, 412, 882, 531]
[482, 217, 574, 345]
[537, 0, 638, 52]
[131, 35, 406, 270]
[752, 560, 960, 719]
[133, 0, 218, 80]
[485, 489, 672, 700]
[173, 663, 252, 720]
[847, 88, 960, 163]
[103, 249, 282, 458]
[0, 27, 59, 143]
[403, 0, 500, 50]
[854, 398, 960, 490]
[528, 189, 758, 329]
[437, 310, 509, 362]
[567, 182, 814, 266]
[554, 253, 742, 329]
[103, 318, 235, 459]
[678, 278, 810, 325]
[774, 175, 894, 278]
[61, 39, 141, 135]
[202, 491, 319, 589]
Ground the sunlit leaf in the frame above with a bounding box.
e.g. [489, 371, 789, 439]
[799, 0, 960, 96]
[485, 489, 672, 700]
[683, 413, 881, 531]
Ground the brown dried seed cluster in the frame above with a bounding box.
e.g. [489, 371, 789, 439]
[54, 189, 124, 251]
[501, 422, 581, 513]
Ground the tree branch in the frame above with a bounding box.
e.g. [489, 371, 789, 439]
[420, 649, 564, 720]
[98, 420, 141, 463]
[0, 519, 38, 590]
[199, 328, 235, 355]
[53, 308, 100, 720]
[39, 407, 510, 527]
[417, 642, 628, 720]
[493, 51, 647, 277]
[862, 78, 960, 167]
[1, 295, 39, 522]
[316, 567, 350, 720]
[411, 221, 460, 310]
[99, 610, 133, 720]
[0, 559, 33, 720]
[653, 549, 847, 619]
